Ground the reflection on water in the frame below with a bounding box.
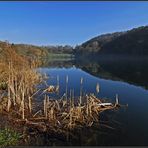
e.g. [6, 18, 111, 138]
[42, 57, 148, 89]
[37, 57, 148, 146]
[75, 58, 148, 90]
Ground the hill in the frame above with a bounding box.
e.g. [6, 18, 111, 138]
[75, 25, 148, 56]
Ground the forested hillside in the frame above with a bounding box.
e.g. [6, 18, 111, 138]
[74, 26, 148, 56]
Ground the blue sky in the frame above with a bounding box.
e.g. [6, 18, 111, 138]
[0, 2, 148, 46]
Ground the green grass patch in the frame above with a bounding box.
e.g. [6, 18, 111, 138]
[0, 82, 7, 90]
[0, 128, 21, 146]
[48, 53, 74, 58]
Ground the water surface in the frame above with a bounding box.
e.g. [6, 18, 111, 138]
[37, 58, 148, 146]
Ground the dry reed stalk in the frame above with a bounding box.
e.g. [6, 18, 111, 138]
[56, 75, 60, 94]
[43, 95, 48, 118]
[7, 62, 12, 112]
[14, 76, 18, 105]
[86, 95, 89, 116]
[50, 107, 54, 120]
[28, 97, 32, 114]
[79, 77, 83, 106]
[55, 100, 60, 111]
[33, 110, 42, 117]
[69, 89, 72, 108]
[72, 89, 74, 108]
[10, 63, 16, 106]
[65, 75, 68, 104]
[115, 94, 119, 105]
[21, 82, 25, 119]
[43, 97, 46, 116]
[7, 97, 11, 112]
[96, 83, 100, 94]
[47, 96, 50, 107]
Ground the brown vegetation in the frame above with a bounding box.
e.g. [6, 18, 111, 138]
[0, 42, 121, 143]
[0, 41, 42, 116]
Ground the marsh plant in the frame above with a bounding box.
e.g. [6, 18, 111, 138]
[0, 128, 21, 146]
[0, 42, 43, 119]
[0, 42, 121, 145]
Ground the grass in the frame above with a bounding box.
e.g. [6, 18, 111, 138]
[0, 82, 7, 90]
[0, 128, 21, 146]
[47, 53, 74, 58]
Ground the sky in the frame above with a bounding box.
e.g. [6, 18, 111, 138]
[0, 2, 148, 46]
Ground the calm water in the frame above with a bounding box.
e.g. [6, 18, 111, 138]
[37, 58, 148, 146]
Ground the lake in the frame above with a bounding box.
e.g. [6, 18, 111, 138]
[37, 58, 148, 146]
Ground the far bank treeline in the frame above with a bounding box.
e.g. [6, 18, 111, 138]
[1, 25, 148, 61]
[0, 41, 74, 58]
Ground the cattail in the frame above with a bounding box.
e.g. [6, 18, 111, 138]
[44, 73, 48, 79]
[22, 99, 25, 119]
[115, 94, 119, 105]
[44, 95, 47, 118]
[96, 83, 100, 94]
[86, 95, 89, 115]
[79, 77, 83, 105]
[43, 98, 46, 114]
[28, 97, 32, 114]
[7, 98, 11, 112]
[21, 82, 25, 119]
[56, 75, 60, 94]
[65, 75, 68, 102]
[7, 62, 11, 112]
[72, 89, 74, 107]
[70, 89, 73, 107]
[14, 76, 18, 105]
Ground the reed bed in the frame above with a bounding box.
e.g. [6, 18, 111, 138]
[4, 92, 120, 136]
[0, 43, 121, 140]
[0, 65, 120, 138]
[0, 43, 43, 118]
